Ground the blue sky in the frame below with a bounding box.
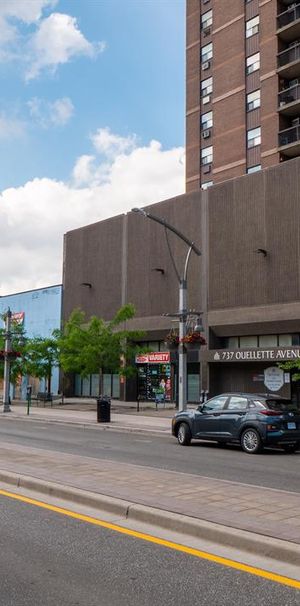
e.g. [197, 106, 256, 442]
[0, 0, 185, 295]
[0, 0, 185, 190]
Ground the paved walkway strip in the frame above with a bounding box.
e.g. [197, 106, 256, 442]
[0, 441, 299, 546]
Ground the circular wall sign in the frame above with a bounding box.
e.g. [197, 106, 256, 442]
[264, 366, 284, 392]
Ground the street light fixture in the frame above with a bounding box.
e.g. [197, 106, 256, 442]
[2, 308, 25, 413]
[2, 308, 12, 412]
[132, 207, 201, 411]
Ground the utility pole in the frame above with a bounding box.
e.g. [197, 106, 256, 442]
[132, 207, 201, 411]
[3, 308, 12, 413]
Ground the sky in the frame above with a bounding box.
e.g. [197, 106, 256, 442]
[0, 0, 185, 295]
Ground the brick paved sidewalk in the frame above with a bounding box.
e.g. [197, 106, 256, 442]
[0, 441, 299, 546]
[8, 404, 172, 432]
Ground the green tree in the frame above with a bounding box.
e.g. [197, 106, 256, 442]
[19, 336, 60, 394]
[58, 304, 145, 393]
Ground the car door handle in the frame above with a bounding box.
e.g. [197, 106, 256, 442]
[213, 413, 221, 416]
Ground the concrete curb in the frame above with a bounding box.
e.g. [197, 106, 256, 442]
[2, 414, 170, 436]
[0, 469, 299, 567]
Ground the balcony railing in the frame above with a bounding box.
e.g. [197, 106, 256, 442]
[278, 123, 300, 147]
[278, 43, 300, 68]
[278, 83, 300, 106]
[277, 3, 300, 29]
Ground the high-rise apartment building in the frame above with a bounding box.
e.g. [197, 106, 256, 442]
[186, 0, 300, 192]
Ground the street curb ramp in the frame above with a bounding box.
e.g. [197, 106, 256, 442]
[0, 469, 299, 567]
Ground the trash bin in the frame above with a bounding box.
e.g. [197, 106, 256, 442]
[96, 396, 111, 423]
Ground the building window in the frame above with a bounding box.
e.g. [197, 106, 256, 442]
[239, 336, 258, 348]
[201, 77, 213, 97]
[259, 335, 277, 347]
[247, 127, 261, 148]
[202, 181, 213, 190]
[201, 146, 213, 165]
[279, 334, 292, 346]
[247, 164, 261, 173]
[201, 9, 212, 29]
[201, 42, 213, 63]
[246, 52, 260, 74]
[246, 16, 259, 38]
[201, 77, 212, 104]
[246, 89, 261, 111]
[201, 111, 213, 129]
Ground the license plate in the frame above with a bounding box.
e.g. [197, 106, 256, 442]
[287, 422, 296, 430]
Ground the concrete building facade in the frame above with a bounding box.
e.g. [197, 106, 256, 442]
[186, 0, 300, 192]
[63, 157, 300, 403]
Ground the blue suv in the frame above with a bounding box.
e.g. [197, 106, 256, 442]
[172, 393, 300, 454]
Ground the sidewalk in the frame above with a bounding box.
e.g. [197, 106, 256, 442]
[1, 402, 300, 553]
[8, 401, 172, 433]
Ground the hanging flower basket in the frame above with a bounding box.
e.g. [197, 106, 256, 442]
[180, 332, 206, 349]
[164, 331, 179, 350]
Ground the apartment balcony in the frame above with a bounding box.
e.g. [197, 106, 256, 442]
[278, 122, 300, 156]
[278, 83, 300, 115]
[277, 3, 300, 42]
[277, 43, 300, 78]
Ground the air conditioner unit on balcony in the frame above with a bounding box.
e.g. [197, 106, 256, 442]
[202, 129, 211, 139]
[202, 61, 211, 71]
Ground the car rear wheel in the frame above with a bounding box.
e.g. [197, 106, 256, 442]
[177, 423, 191, 446]
[240, 428, 263, 454]
[283, 442, 300, 454]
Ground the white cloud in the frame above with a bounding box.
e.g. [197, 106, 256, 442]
[91, 127, 137, 158]
[0, 133, 185, 294]
[0, 113, 26, 138]
[0, 3, 105, 79]
[0, 1, 58, 22]
[28, 96, 74, 127]
[25, 12, 105, 80]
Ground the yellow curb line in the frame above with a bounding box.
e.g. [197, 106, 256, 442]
[0, 487, 299, 591]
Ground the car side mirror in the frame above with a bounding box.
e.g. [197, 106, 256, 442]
[197, 404, 204, 412]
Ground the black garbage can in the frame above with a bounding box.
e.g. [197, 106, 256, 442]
[96, 396, 111, 423]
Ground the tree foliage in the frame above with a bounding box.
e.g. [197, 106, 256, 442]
[278, 360, 300, 382]
[58, 304, 145, 379]
[19, 336, 60, 393]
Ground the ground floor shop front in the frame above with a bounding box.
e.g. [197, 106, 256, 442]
[201, 346, 300, 402]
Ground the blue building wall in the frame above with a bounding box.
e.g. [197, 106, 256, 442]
[0, 285, 62, 397]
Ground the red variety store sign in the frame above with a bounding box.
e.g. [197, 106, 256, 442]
[135, 352, 170, 364]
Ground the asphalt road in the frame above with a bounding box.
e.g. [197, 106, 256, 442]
[0, 493, 299, 606]
[0, 419, 299, 492]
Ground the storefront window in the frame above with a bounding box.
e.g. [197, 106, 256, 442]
[82, 376, 90, 397]
[103, 374, 112, 397]
[279, 334, 292, 346]
[187, 373, 200, 402]
[91, 374, 99, 396]
[227, 337, 238, 348]
[239, 336, 258, 348]
[74, 374, 82, 396]
[112, 374, 120, 398]
[259, 335, 277, 347]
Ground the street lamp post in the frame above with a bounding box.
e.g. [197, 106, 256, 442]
[3, 308, 12, 413]
[132, 207, 201, 412]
